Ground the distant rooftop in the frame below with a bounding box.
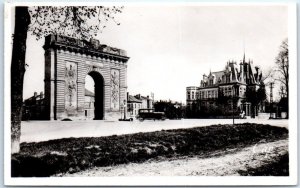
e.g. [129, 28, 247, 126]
[85, 89, 94, 97]
[128, 95, 142, 103]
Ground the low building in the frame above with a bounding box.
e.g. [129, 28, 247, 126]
[127, 94, 142, 117]
[22, 92, 46, 120]
[127, 93, 154, 119]
[23, 89, 97, 120]
[134, 94, 153, 109]
[186, 54, 264, 118]
[84, 89, 95, 119]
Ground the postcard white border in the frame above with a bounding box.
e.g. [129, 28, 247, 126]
[4, 2, 298, 186]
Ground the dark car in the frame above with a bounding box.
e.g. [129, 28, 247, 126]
[137, 109, 166, 121]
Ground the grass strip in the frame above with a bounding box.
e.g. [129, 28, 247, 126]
[12, 123, 288, 177]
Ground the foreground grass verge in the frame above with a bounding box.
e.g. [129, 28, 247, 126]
[238, 152, 289, 176]
[12, 123, 288, 177]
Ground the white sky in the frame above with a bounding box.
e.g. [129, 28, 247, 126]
[20, 5, 288, 103]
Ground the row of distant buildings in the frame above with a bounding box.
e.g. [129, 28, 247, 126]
[22, 90, 153, 120]
[23, 54, 265, 120]
[83, 91, 154, 119]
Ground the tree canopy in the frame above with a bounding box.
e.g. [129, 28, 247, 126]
[28, 6, 123, 40]
[11, 6, 124, 153]
[275, 39, 289, 118]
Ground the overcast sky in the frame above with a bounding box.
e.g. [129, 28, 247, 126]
[20, 5, 288, 103]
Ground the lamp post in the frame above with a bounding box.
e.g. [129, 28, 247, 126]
[120, 106, 123, 119]
[232, 84, 238, 125]
[174, 103, 180, 119]
[269, 82, 274, 119]
[232, 91, 234, 125]
[123, 99, 127, 120]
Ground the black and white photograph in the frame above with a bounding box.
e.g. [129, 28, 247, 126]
[4, 2, 298, 186]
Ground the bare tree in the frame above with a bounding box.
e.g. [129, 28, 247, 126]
[261, 68, 274, 83]
[11, 6, 123, 153]
[274, 39, 289, 118]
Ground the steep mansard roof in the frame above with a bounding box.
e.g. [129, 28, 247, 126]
[200, 59, 262, 88]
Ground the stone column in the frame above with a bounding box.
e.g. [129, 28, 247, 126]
[44, 48, 56, 120]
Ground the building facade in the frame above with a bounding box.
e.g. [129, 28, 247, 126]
[23, 89, 98, 120]
[186, 55, 264, 117]
[22, 92, 46, 120]
[134, 94, 153, 109]
[127, 95, 142, 117]
[127, 93, 153, 118]
[43, 35, 129, 120]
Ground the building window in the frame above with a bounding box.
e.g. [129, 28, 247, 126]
[228, 87, 232, 96]
[210, 80, 213, 85]
[226, 75, 230, 83]
[192, 91, 194, 99]
[187, 92, 190, 100]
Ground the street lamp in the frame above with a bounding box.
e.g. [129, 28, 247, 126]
[174, 103, 180, 119]
[123, 99, 127, 120]
[232, 89, 235, 125]
[232, 84, 238, 125]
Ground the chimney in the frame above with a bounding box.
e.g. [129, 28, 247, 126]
[34, 92, 37, 98]
[246, 63, 250, 81]
[255, 66, 260, 82]
[40, 92, 44, 99]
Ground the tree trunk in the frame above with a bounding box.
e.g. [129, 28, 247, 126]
[11, 6, 30, 153]
[286, 84, 289, 119]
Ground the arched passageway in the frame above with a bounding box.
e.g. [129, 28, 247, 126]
[85, 71, 104, 120]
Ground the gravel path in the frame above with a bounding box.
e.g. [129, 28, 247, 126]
[59, 139, 288, 177]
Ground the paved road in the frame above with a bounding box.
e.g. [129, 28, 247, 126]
[20, 118, 288, 143]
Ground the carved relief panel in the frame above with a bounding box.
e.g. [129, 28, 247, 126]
[110, 69, 120, 110]
[65, 61, 77, 111]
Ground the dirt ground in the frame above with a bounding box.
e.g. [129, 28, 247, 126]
[59, 139, 288, 177]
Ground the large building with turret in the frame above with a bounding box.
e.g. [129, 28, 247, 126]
[186, 54, 264, 117]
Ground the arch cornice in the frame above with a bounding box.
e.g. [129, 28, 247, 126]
[43, 35, 130, 63]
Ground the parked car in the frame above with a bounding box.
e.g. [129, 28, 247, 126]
[137, 109, 166, 121]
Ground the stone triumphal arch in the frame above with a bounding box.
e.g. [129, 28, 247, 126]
[43, 35, 129, 120]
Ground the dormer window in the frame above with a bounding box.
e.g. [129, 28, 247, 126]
[226, 75, 230, 83]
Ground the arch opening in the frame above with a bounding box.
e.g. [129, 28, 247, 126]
[85, 71, 104, 120]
